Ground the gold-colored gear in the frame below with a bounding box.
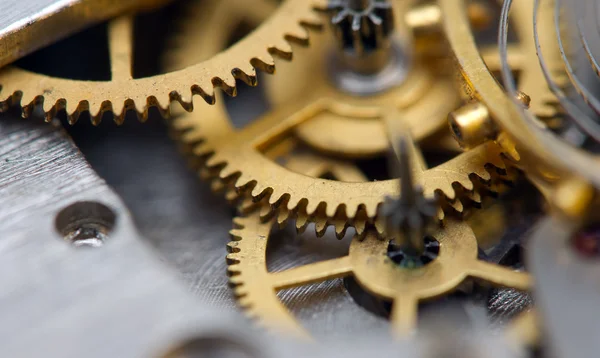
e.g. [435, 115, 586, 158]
[167, 0, 463, 159]
[0, 0, 326, 123]
[168, 0, 513, 236]
[175, 104, 509, 237]
[262, 0, 548, 158]
[261, 0, 461, 158]
[226, 211, 531, 338]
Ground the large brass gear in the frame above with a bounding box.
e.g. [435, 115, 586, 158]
[168, 0, 513, 237]
[0, 0, 327, 123]
[226, 211, 531, 338]
[260, 0, 462, 158]
[175, 103, 509, 237]
[166, 0, 463, 158]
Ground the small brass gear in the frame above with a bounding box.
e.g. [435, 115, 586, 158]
[226, 211, 531, 338]
[0, 0, 326, 123]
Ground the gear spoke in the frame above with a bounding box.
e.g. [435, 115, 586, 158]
[270, 256, 353, 290]
[108, 16, 134, 81]
[390, 294, 418, 337]
[468, 259, 531, 291]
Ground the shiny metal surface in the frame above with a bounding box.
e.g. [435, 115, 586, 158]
[0, 0, 168, 67]
[0, 112, 246, 357]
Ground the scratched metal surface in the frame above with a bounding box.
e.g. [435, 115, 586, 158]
[65, 108, 397, 338]
[0, 112, 250, 357]
[66, 107, 536, 340]
[0, 113, 524, 357]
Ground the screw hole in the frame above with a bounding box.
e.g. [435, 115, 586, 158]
[55, 201, 116, 248]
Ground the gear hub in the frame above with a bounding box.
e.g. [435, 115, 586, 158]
[329, 0, 394, 56]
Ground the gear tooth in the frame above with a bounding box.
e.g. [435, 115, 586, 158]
[229, 229, 243, 240]
[212, 73, 238, 97]
[235, 172, 255, 189]
[436, 207, 445, 221]
[468, 190, 482, 204]
[461, 177, 476, 191]
[277, 207, 290, 227]
[285, 196, 302, 212]
[374, 216, 386, 236]
[226, 265, 241, 278]
[226, 253, 240, 265]
[111, 99, 127, 118]
[203, 154, 222, 169]
[227, 241, 240, 257]
[354, 218, 367, 237]
[210, 180, 226, 193]
[239, 196, 257, 213]
[250, 52, 276, 74]
[61, 98, 80, 118]
[219, 165, 240, 181]
[267, 188, 285, 206]
[191, 82, 217, 105]
[448, 198, 463, 212]
[237, 295, 254, 308]
[295, 211, 309, 233]
[19, 93, 37, 113]
[269, 40, 294, 61]
[326, 203, 342, 218]
[365, 203, 379, 219]
[315, 219, 328, 237]
[232, 216, 248, 228]
[426, 182, 454, 201]
[225, 187, 239, 201]
[232, 63, 258, 87]
[334, 221, 347, 239]
[259, 203, 273, 218]
[228, 275, 245, 287]
[305, 200, 320, 215]
[347, 204, 361, 219]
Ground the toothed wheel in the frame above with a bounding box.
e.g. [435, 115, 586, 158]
[164, 0, 513, 237]
[0, 0, 327, 123]
[226, 212, 531, 338]
[173, 102, 512, 238]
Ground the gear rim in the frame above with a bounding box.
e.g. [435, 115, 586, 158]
[226, 212, 531, 338]
[0, 0, 327, 123]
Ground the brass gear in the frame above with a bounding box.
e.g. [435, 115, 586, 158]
[0, 0, 326, 123]
[167, 0, 463, 159]
[262, 0, 547, 158]
[175, 103, 509, 237]
[167, 0, 512, 237]
[226, 211, 531, 338]
[263, 0, 461, 158]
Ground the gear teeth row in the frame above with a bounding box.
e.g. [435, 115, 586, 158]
[227, 217, 283, 333]
[0, 1, 327, 123]
[195, 145, 515, 239]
